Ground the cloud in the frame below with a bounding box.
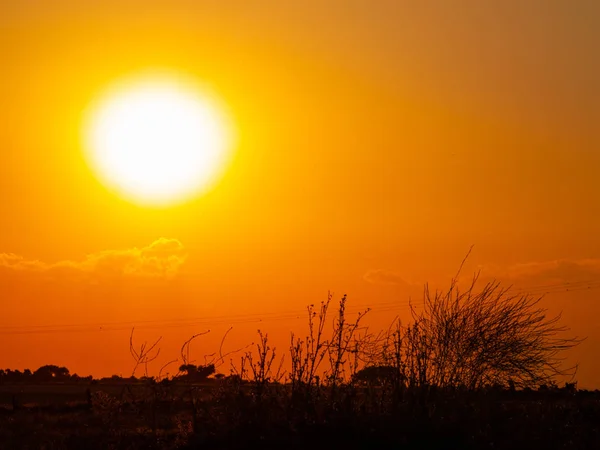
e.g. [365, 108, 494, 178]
[507, 259, 600, 283]
[0, 238, 186, 281]
[363, 269, 411, 286]
[477, 258, 600, 288]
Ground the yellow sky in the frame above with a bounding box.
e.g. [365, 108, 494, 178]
[0, 1, 599, 386]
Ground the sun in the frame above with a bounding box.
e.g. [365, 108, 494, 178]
[82, 72, 235, 206]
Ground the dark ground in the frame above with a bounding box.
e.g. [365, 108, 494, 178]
[1, 382, 599, 449]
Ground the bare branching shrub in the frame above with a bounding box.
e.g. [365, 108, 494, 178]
[289, 294, 331, 393]
[203, 327, 253, 373]
[405, 273, 583, 389]
[179, 330, 211, 367]
[158, 359, 179, 382]
[360, 265, 582, 393]
[129, 328, 162, 378]
[246, 331, 284, 382]
[287, 292, 371, 389]
[325, 294, 371, 386]
[239, 330, 286, 401]
[356, 320, 407, 391]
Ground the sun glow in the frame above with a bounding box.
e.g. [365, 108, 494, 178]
[82, 72, 235, 206]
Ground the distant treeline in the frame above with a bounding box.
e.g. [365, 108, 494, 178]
[0, 365, 91, 383]
[0, 362, 226, 384]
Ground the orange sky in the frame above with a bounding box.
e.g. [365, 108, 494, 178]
[0, 1, 599, 387]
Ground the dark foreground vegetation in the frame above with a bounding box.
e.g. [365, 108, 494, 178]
[1, 268, 595, 449]
[1, 378, 600, 450]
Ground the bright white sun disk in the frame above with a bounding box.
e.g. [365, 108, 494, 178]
[83, 73, 234, 206]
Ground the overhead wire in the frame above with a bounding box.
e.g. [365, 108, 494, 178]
[1, 278, 599, 335]
[0, 299, 413, 335]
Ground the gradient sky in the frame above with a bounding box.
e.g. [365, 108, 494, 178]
[1, 1, 599, 386]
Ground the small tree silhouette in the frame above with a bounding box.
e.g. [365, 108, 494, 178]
[351, 365, 398, 386]
[177, 363, 216, 381]
[33, 365, 70, 382]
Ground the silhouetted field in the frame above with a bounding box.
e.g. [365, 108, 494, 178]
[0, 381, 216, 408]
[0, 381, 600, 449]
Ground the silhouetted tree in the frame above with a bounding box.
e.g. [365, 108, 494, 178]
[197, 364, 216, 379]
[33, 365, 70, 382]
[11, 370, 22, 381]
[178, 363, 215, 381]
[352, 365, 399, 386]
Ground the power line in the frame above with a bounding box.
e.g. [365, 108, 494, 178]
[510, 279, 599, 292]
[0, 298, 409, 331]
[511, 281, 600, 296]
[2, 278, 598, 336]
[0, 300, 413, 335]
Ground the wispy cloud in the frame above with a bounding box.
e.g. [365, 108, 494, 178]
[477, 258, 600, 288]
[363, 269, 412, 286]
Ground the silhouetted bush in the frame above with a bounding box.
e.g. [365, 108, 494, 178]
[176, 363, 216, 381]
[361, 268, 582, 391]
